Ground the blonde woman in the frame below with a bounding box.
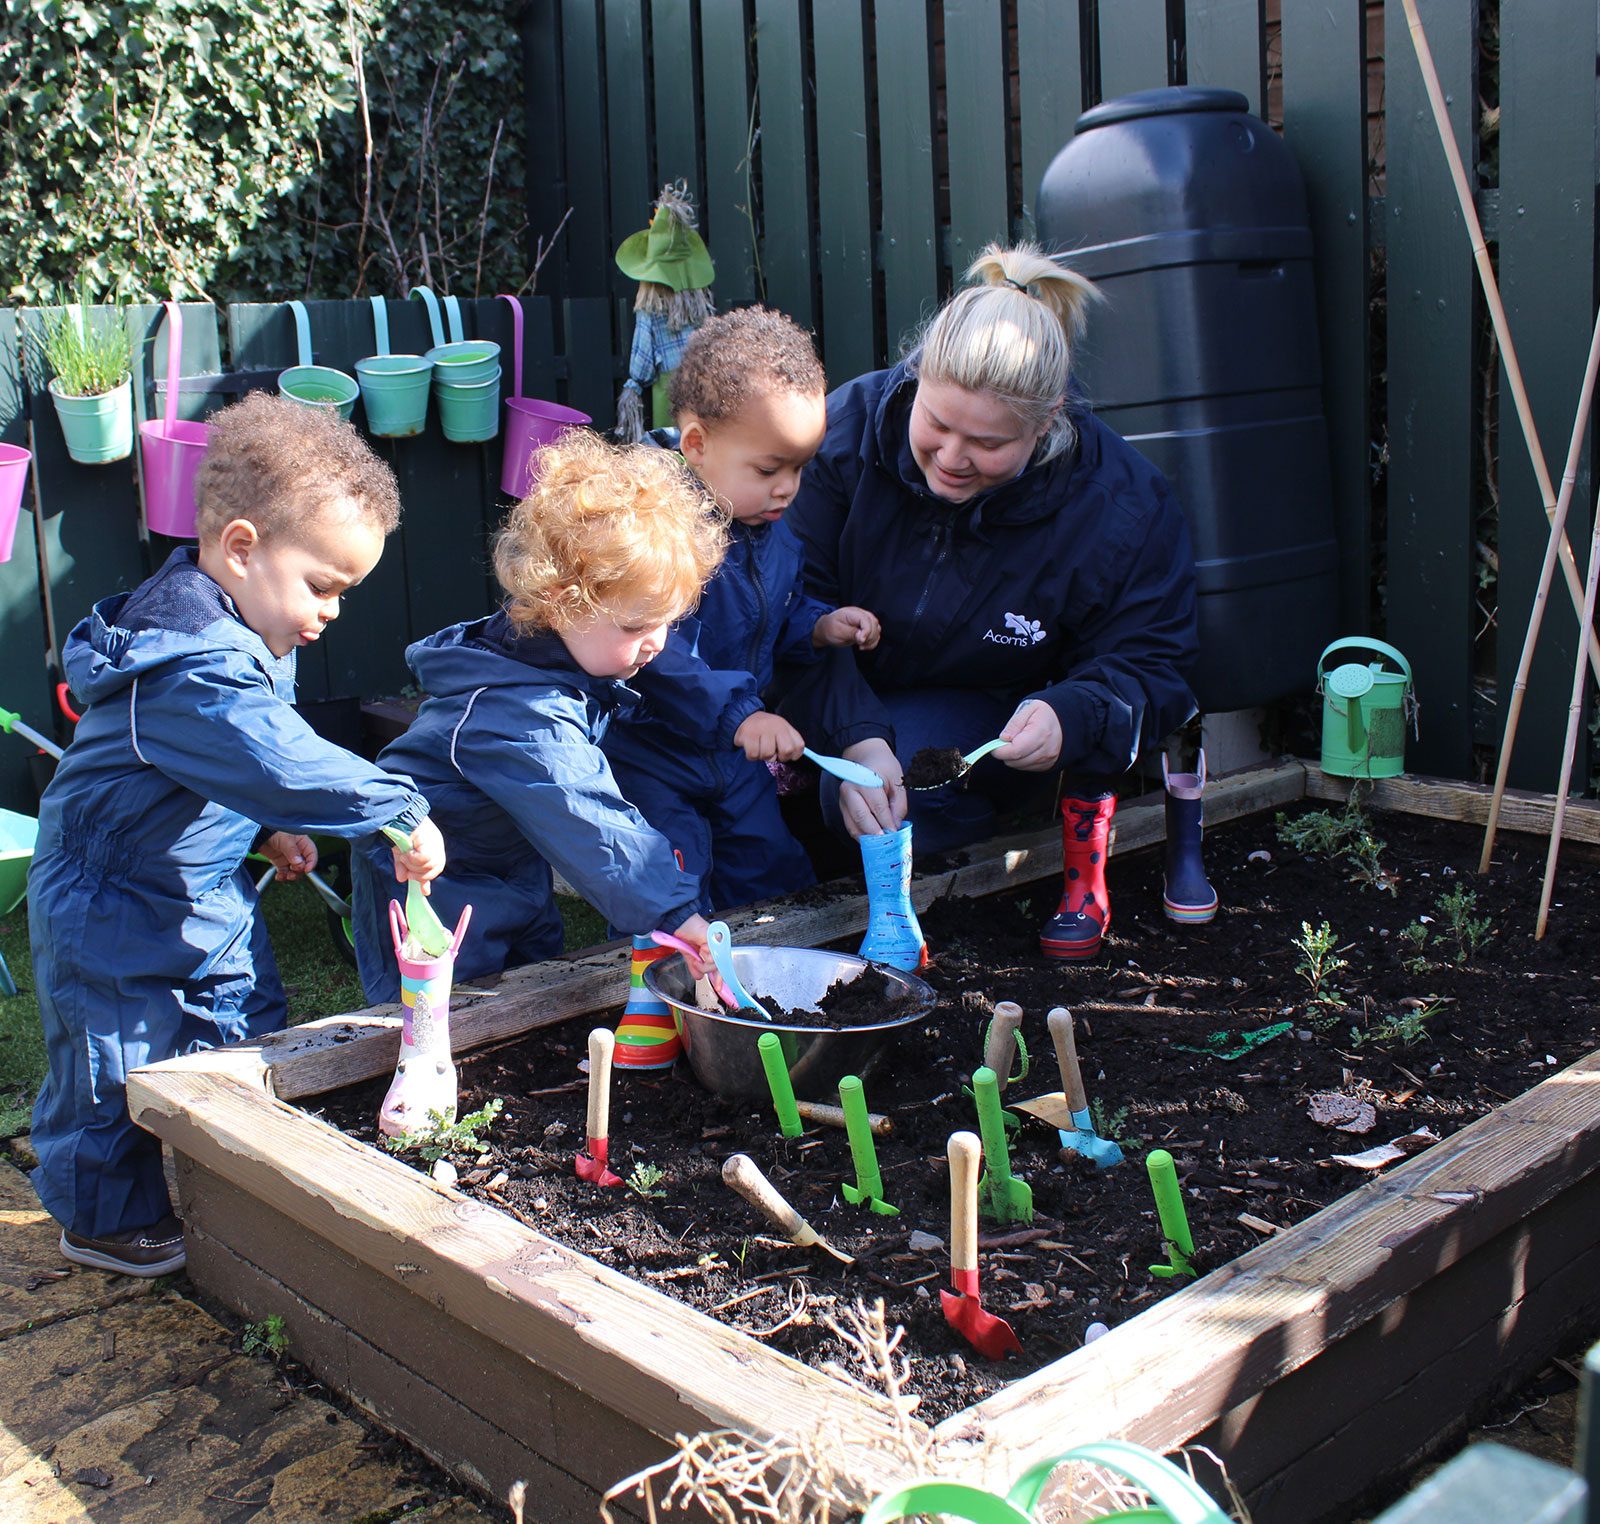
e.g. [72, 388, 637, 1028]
[350, 430, 727, 1003]
[786, 242, 1199, 961]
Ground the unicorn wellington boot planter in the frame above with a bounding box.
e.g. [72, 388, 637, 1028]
[379, 900, 473, 1138]
[858, 822, 928, 971]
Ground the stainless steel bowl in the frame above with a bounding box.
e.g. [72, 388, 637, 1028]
[644, 944, 935, 1100]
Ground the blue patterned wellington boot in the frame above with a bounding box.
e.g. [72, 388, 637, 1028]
[1163, 752, 1218, 925]
[1038, 791, 1116, 960]
[858, 823, 928, 971]
[613, 936, 683, 1069]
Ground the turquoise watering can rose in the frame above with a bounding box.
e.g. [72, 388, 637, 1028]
[861, 1439, 1231, 1524]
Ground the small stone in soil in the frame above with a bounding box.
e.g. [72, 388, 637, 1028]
[905, 746, 966, 789]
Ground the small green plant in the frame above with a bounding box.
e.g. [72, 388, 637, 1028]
[625, 1161, 667, 1200]
[1398, 919, 1431, 974]
[36, 287, 132, 397]
[1351, 1002, 1439, 1050]
[1292, 920, 1349, 1028]
[1436, 884, 1493, 963]
[1276, 790, 1394, 892]
[381, 1098, 504, 1164]
[242, 1313, 289, 1360]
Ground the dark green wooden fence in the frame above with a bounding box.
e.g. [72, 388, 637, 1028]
[524, 0, 1598, 791]
[0, 295, 612, 812]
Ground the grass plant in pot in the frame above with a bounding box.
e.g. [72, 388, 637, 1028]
[39, 295, 135, 466]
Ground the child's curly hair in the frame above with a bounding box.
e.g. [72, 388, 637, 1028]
[194, 390, 401, 544]
[668, 306, 825, 423]
[494, 430, 727, 634]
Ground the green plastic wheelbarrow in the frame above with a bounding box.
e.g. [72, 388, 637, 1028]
[0, 808, 39, 997]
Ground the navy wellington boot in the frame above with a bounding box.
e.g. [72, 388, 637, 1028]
[1038, 791, 1116, 960]
[1162, 752, 1218, 925]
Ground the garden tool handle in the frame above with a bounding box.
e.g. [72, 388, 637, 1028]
[497, 294, 524, 397]
[586, 1028, 614, 1142]
[984, 1002, 1023, 1083]
[723, 1154, 811, 1244]
[1047, 1007, 1089, 1115]
[948, 1131, 980, 1274]
[838, 1075, 881, 1190]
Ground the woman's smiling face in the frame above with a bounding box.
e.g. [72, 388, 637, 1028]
[907, 378, 1052, 504]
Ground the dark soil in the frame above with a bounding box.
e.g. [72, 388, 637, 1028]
[310, 802, 1600, 1424]
[743, 961, 917, 1028]
[905, 746, 967, 789]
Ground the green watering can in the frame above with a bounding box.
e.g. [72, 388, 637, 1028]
[1317, 637, 1416, 780]
[861, 1439, 1230, 1524]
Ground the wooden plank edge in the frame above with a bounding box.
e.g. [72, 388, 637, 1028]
[929, 1046, 1600, 1485]
[1305, 765, 1600, 845]
[133, 760, 1308, 1102]
[126, 1068, 915, 1500]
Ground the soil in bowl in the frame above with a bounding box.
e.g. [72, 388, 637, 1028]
[738, 962, 911, 1028]
[310, 802, 1600, 1422]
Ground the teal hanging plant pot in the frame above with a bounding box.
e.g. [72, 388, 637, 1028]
[49, 376, 134, 465]
[36, 296, 135, 465]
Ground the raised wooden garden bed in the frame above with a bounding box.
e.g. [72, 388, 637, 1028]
[126, 761, 1600, 1521]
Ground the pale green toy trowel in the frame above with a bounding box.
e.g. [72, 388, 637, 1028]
[380, 826, 451, 956]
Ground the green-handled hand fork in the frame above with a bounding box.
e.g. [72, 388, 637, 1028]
[1147, 1148, 1197, 1279]
[380, 825, 450, 957]
[838, 1074, 898, 1215]
[973, 1066, 1033, 1225]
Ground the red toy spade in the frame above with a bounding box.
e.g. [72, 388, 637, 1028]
[575, 1028, 624, 1187]
[941, 1131, 1022, 1359]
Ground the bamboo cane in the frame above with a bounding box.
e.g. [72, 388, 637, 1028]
[1536, 483, 1600, 939]
[1480, 307, 1600, 871]
[1401, 0, 1600, 686]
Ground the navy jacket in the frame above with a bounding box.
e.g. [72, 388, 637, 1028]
[368, 613, 702, 940]
[785, 363, 1199, 774]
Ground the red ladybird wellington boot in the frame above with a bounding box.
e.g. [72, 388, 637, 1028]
[1038, 791, 1117, 960]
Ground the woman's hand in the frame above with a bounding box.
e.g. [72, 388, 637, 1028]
[392, 817, 447, 889]
[733, 709, 805, 762]
[837, 738, 908, 837]
[670, 913, 713, 979]
[994, 699, 1063, 772]
[813, 605, 882, 650]
[260, 832, 317, 883]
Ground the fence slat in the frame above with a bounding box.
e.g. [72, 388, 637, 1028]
[1496, 0, 1600, 791]
[651, 0, 701, 208]
[944, 0, 1010, 274]
[1018, 0, 1084, 231]
[564, 297, 619, 431]
[605, 0, 653, 307]
[812, 0, 875, 379]
[700, 0, 758, 306]
[521, 1, 570, 305]
[1281, 0, 1370, 633]
[0, 312, 56, 811]
[1098, 0, 1172, 101]
[875, 0, 939, 352]
[560, 0, 611, 297]
[1382, 0, 1475, 778]
[753, 0, 814, 326]
[1184, 0, 1265, 114]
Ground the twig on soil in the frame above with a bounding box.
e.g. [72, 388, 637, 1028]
[712, 1284, 782, 1312]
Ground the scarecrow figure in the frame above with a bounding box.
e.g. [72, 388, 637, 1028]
[614, 181, 715, 442]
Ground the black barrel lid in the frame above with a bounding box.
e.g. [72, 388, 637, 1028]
[1076, 86, 1249, 133]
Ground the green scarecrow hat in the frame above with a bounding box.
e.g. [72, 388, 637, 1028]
[615, 182, 715, 292]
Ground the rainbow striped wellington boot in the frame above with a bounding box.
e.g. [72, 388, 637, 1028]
[1162, 751, 1218, 925]
[613, 935, 683, 1069]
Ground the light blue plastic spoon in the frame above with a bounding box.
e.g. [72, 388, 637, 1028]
[802, 747, 884, 789]
[707, 920, 775, 1021]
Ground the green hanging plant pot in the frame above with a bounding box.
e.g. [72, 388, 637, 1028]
[49, 377, 134, 465]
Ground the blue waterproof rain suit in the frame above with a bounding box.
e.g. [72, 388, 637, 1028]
[784, 363, 1199, 849]
[604, 457, 831, 910]
[29, 549, 429, 1238]
[350, 614, 703, 1005]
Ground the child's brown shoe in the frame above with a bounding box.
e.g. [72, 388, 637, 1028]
[61, 1214, 186, 1277]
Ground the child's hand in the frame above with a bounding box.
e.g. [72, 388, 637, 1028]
[813, 606, 882, 650]
[837, 738, 908, 837]
[995, 699, 1063, 771]
[261, 832, 318, 883]
[733, 710, 805, 762]
[392, 817, 447, 889]
[670, 914, 712, 979]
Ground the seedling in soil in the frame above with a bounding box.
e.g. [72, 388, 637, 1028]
[1437, 885, 1493, 963]
[1276, 791, 1395, 891]
[242, 1314, 289, 1361]
[1293, 920, 1350, 1028]
[1351, 1003, 1439, 1051]
[625, 1161, 667, 1200]
[1399, 919, 1431, 974]
[1090, 1100, 1139, 1155]
[381, 1098, 503, 1164]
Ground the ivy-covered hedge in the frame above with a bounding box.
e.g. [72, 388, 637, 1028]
[0, 0, 527, 303]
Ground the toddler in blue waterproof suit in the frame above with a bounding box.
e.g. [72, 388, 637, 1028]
[349, 429, 726, 1007]
[29, 393, 445, 1277]
[602, 307, 882, 914]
